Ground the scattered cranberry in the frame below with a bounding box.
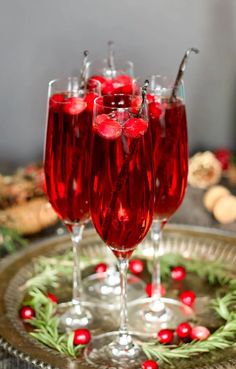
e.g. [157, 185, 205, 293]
[47, 293, 58, 304]
[95, 115, 122, 139]
[63, 97, 87, 115]
[180, 290, 196, 307]
[157, 329, 174, 344]
[73, 328, 91, 345]
[190, 326, 210, 341]
[214, 148, 231, 170]
[176, 322, 192, 338]
[129, 259, 144, 275]
[141, 360, 159, 369]
[123, 118, 148, 138]
[171, 266, 186, 281]
[145, 283, 166, 298]
[95, 263, 107, 273]
[20, 306, 35, 320]
[130, 96, 142, 115]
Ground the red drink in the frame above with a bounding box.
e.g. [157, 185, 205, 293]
[149, 98, 188, 220]
[90, 95, 154, 258]
[44, 93, 95, 225]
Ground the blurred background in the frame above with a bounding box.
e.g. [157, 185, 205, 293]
[0, 0, 236, 167]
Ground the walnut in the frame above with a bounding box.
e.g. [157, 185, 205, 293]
[188, 151, 222, 189]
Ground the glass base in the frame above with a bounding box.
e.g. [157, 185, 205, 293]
[85, 331, 146, 368]
[58, 301, 93, 331]
[128, 297, 195, 337]
[83, 271, 145, 308]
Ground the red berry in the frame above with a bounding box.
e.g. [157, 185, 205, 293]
[89, 75, 106, 85]
[176, 322, 192, 338]
[171, 266, 186, 281]
[113, 75, 133, 94]
[148, 101, 162, 119]
[190, 326, 210, 341]
[123, 118, 148, 138]
[84, 92, 98, 112]
[20, 306, 35, 320]
[129, 259, 144, 275]
[47, 293, 58, 304]
[180, 290, 196, 307]
[102, 80, 116, 95]
[214, 148, 231, 170]
[130, 96, 142, 114]
[145, 283, 166, 298]
[141, 360, 159, 369]
[63, 97, 87, 115]
[95, 263, 107, 273]
[157, 329, 173, 344]
[94, 114, 122, 139]
[73, 328, 91, 345]
[146, 93, 155, 103]
[50, 93, 64, 111]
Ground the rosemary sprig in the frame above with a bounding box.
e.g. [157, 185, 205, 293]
[27, 289, 84, 357]
[0, 226, 27, 254]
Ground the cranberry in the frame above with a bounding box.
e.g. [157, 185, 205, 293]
[20, 306, 35, 320]
[84, 92, 98, 112]
[148, 101, 162, 119]
[129, 259, 144, 275]
[171, 266, 186, 281]
[95, 114, 122, 139]
[89, 75, 106, 85]
[180, 290, 196, 307]
[130, 96, 142, 115]
[145, 283, 166, 297]
[141, 360, 159, 369]
[176, 322, 192, 338]
[102, 80, 116, 95]
[49, 93, 64, 112]
[190, 326, 210, 341]
[95, 263, 107, 273]
[214, 148, 231, 170]
[157, 329, 173, 344]
[63, 97, 87, 115]
[123, 118, 148, 138]
[73, 328, 91, 345]
[47, 293, 58, 304]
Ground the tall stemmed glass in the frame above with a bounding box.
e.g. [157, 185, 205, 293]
[85, 87, 154, 367]
[83, 47, 145, 306]
[44, 75, 100, 330]
[128, 75, 194, 335]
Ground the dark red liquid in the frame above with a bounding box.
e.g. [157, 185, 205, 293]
[44, 95, 92, 225]
[149, 99, 188, 220]
[90, 110, 154, 259]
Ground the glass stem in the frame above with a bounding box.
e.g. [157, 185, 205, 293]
[150, 220, 165, 314]
[71, 223, 85, 312]
[117, 258, 133, 347]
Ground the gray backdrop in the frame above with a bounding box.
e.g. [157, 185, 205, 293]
[0, 0, 236, 166]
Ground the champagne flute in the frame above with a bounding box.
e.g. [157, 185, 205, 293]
[85, 86, 154, 367]
[44, 73, 100, 330]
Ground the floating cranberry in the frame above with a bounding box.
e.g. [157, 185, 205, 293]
[63, 97, 87, 115]
[171, 266, 186, 281]
[20, 306, 35, 320]
[73, 328, 91, 345]
[50, 93, 64, 111]
[95, 114, 122, 139]
[47, 293, 58, 304]
[84, 92, 98, 112]
[95, 263, 107, 273]
[148, 101, 162, 119]
[89, 75, 106, 85]
[190, 326, 210, 341]
[141, 360, 159, 369]
[145, 283, 166, 298]
[130, 96, 142, 115]
[180, 290, 196, 307]
[129, 259, 144, 275]
[176, 322, 192, 338]
[157, 329, 173, 344]
[214, 148, 231, 171]
[123, 118, 148, 138]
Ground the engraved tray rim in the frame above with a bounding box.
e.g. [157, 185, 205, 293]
[1, 223, 236, 369]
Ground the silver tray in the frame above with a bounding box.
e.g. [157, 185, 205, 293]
[1, 224, 236, 369]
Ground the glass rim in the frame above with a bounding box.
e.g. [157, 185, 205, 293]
[86, 58, 134, 68]
[94, 94, 135, 110]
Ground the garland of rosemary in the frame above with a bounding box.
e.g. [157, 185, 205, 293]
[20, 251, 236, 363]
